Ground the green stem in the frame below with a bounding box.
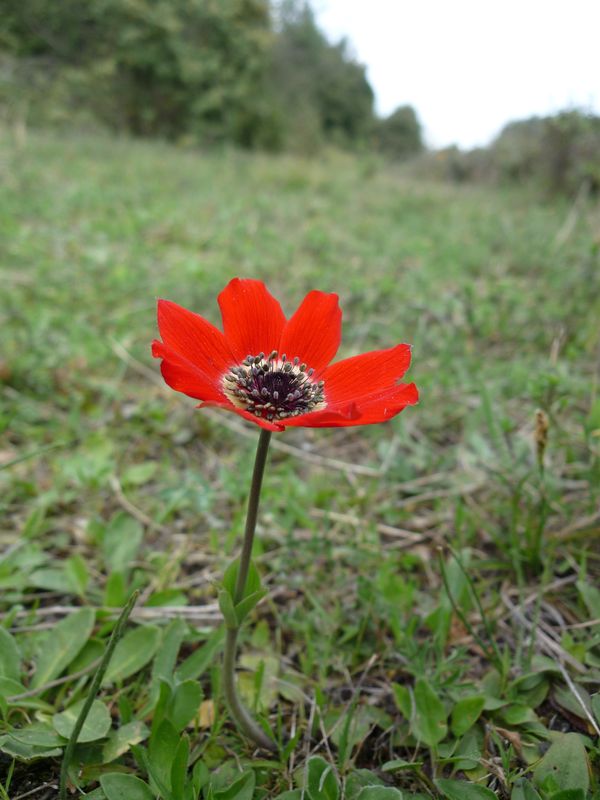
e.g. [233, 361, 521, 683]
[222, 429, 276, 751]
[59, 592, 138, 799]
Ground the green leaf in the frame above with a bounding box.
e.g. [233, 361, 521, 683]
[533, 733, 590, 793]
[511, 778, 542, 800]
[122, 462, 158, 487]
[307, 756, 339, 800]
[436, 779, 496, 800]
[392, 683, 411, 718]
[102, 624, 160, 685]
[222, 558, 262, 601]
[148, 617, 187, 706]
[274, 793, 303, 800]
[591, 692, 600, 726]
[104, 571, 127, 607]
[32, 607, 95, 688]
[8, 722, 64, 748]
[218, 589, 238, 629]
[102, 720, 149, 763]
[345, 770, 385, 798]
[171, 734, 190, 800]
[0, 734, 62, 761]
[576, 579, 600, 618]
[0, 627, 20, 682]
[65, 554, 89, 596]
[450, 695, 485, 736]
[452, 726, 482, 771]
[214, 770, 256, 800]
[0, 677, 26, 700]
[413, 678, 447, 746]
[381, 759, 423, 772]
[148, 718, 180, 794]
[235, 588, 267, 624]
[168, 680, 203, 732]
[103, 512, 144, 574]
[357, 789, 403, 800]
[176, 626, 225, 682]
[100, 773, 155, 800]
[549, 791, 587, 800]
[53, 698, 111, 742]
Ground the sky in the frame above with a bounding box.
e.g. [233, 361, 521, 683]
[314, 0, 600, 149]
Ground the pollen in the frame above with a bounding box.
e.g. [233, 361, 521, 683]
[222, 351, 326, 421]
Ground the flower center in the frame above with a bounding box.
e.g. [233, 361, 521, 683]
[223, 351, 326, 422]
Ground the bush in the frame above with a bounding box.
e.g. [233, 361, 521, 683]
[1, 0, 377, 152]
[490, 110, 600, 195]
[1, 0, 279, 147]
[375, 105, 423, 160]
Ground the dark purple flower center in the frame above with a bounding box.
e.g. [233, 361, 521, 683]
[223, 351, 325, 422]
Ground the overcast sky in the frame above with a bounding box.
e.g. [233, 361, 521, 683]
[314, 0, 600, 149]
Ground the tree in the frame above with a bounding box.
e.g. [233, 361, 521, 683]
[376, 105, 424, 160]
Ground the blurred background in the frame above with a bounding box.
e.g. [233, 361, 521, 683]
[2, 0, 600, 193]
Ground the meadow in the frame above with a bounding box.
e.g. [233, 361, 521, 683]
[1, 128, 599, 799]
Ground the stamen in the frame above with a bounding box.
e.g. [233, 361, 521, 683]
[222, 352, 326, 421]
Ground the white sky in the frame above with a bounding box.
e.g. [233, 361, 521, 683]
[314, 0, 600, 149]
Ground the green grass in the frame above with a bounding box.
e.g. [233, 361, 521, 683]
[1, 127, 599, 799]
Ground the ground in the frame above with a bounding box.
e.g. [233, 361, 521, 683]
[0, 128, 599, 799]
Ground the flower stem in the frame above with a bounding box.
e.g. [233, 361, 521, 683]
[222, 428, 276, 751]
[59, 591, 138, 799]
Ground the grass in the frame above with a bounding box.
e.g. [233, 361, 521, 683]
[1, 126, 599, 799]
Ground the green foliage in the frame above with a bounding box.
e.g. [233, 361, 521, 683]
[491, 111, 600, 194]
[375, 105, 424, 160]
[2, 0, 276, 146]
[1, 0, 376, 151]
[413, 109, 600, 196]
[1, 129, 599, 796]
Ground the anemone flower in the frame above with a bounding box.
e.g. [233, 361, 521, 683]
[152, 278, 418, 753]
[152, 277, 418, 431]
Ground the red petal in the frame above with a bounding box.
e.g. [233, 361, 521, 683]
[285, 383, 418, 429]
[199, 400, 285, 432]
[281, 403, 360, 428]
[278, 290, 341, 374]
[157, 299, 233, 379]
[321, 344, 412, 407]
[218, 278, 286, 362]
[344, 382, 419, 426]
[152, 341, 225, 402]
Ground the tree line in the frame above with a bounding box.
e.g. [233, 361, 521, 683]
[0, 0, 424, 157]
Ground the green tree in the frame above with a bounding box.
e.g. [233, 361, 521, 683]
[376, 105, 424, 160]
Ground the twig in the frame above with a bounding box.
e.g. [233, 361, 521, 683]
[501, 591, 586, 673]
[310, 508, 426, 545]
[12, 782, 58, 800]
[109, 474, 170, 535]
[555, 660, 600, 736]
[394, 482, 484, 508]
[551, 507, 600, 541]
[7, 658, 102, 702]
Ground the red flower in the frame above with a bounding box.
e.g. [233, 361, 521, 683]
[152, 278, 418, 432]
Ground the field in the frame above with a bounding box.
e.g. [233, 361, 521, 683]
[1, 128, 599, 799]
